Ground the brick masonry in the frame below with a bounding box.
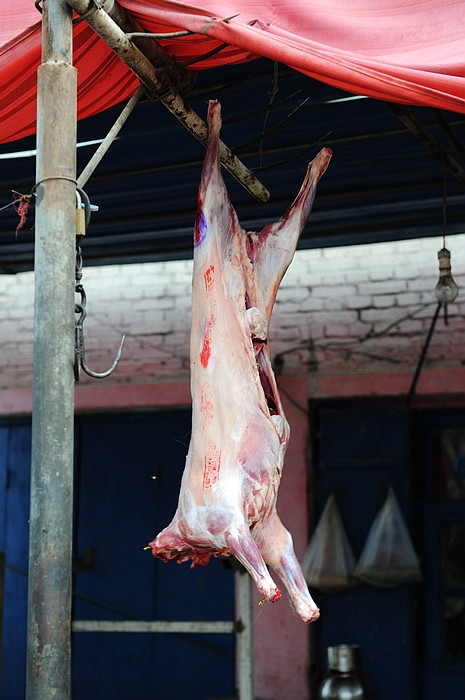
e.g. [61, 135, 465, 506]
[1, 234, 464, 391]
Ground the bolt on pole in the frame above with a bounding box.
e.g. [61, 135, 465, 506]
[26, 0, 77, 697]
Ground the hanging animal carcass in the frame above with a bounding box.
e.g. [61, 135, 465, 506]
[149, 100, 331, 623]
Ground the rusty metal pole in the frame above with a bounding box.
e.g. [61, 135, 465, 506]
[26, 0, 77, 697]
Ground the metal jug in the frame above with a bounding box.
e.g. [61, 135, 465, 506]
[317, 644, 367, 699]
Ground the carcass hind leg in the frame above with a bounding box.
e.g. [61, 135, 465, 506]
[258, 511, 319, 623]
[225, 525, 281, 603]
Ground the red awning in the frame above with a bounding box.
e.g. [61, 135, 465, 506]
[2, 0, 465, 144]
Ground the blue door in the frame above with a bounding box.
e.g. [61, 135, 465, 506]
[412, 412, 465, 699]
[0, 422, 31, 698]
[313, 407, 417, 699]
[0, 412, 235, 700]
[314, 405, 465, 699]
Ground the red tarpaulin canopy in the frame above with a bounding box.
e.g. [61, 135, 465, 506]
[1, 0, 465, 144]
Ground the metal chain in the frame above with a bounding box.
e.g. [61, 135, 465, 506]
[74, 240, 86, 381]
[73, 229, 125, 381]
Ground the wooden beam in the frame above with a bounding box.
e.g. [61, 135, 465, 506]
[66, 0, 270, 202]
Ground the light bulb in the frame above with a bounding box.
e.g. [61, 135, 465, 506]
[434, 247, 459, 304]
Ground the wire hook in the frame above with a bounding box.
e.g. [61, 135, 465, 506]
[74, 207, 125, 381]
[74, 286, 126, 380]
[74, 327, 126, 380]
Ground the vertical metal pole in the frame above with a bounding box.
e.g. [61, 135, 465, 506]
[26, 0, 77, 697]
[237, 572, 254, 700]
[0, 550, 5, 690]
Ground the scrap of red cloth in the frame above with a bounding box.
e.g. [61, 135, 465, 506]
[1, 0, 465, 144]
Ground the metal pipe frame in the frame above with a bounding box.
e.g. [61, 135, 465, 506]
[71, 573, 254, 699]
[77, 83, 146, 188]
[237, 571, 254, 700]
[72, 620, 238, 633]
[26, 0, 77, 697]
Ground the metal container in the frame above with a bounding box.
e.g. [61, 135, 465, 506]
[317, 645, 368, 699]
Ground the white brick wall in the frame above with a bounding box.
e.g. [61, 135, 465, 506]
[1, 234, 464, 391]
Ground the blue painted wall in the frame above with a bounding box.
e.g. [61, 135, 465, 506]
[0, 412, 235, 700]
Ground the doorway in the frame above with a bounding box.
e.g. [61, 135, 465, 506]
[412, 413, 465, 699]
[310, 403, 465, 699]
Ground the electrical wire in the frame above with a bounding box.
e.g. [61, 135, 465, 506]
[277, 381, 310, 415]
[273, 299, 445, 414]
[252, 133, 332, 172]
[320, 302, 435, 349]
[222, 90, 304, 125]
[273, 302, 436, 365]
[234, 96, 312, 153]
[406, 302, 442, 406]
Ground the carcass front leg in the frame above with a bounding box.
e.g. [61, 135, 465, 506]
[225, 526, 281, 603]
[258, 512, 319, 623]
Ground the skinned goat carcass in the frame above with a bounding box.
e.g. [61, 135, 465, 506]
[149, 100, 331, 623]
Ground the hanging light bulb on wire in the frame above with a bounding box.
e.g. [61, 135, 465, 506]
[433, 162, 458, 323]
[408, 159, 459, 406]
[434, 247, 459, 304]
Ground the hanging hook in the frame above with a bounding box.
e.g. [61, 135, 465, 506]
[74, 201, 125, 381]
[74, 285, 125, 380]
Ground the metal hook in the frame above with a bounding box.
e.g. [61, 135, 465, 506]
[74, 284, 125, 381]
[75, 329, 125, 380]
[73, 192, 123, 381]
